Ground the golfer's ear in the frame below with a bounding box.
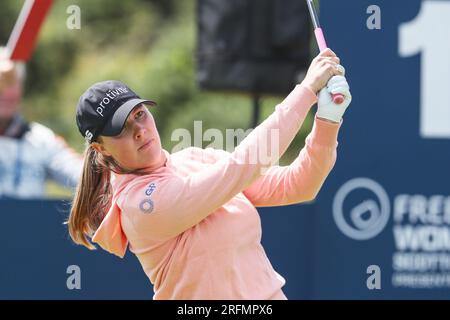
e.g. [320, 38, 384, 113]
[91, 141, 112, 157]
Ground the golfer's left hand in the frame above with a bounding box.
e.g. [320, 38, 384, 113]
[317, 74, 352, 123]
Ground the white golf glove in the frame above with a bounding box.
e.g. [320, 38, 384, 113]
[317, 74, 352, 123]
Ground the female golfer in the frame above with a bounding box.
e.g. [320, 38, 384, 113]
[68, 48, 351, 300]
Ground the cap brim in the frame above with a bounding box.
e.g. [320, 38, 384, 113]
[101, 99, 156, 137]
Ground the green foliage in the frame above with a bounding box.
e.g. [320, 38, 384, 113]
[0, 1, 22, 44]
[1, 0, 314, 195]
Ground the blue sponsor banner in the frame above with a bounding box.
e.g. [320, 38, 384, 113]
[0, 200, 152, 299]
[312, 0, 450, 298]
[0, 200, 315, 299]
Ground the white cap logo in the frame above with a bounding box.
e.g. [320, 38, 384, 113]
[85, 130, 93, 142]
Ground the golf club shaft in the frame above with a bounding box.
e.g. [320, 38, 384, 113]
[306, 0, 344, 104]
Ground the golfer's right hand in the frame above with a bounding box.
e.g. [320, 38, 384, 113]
[301, 48, 343, 95]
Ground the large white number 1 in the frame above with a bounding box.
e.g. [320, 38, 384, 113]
[399, 1, 450, 139]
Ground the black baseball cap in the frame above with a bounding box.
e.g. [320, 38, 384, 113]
[76, 80, 156, 143]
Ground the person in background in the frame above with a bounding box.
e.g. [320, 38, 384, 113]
[0, 47, 82, 199]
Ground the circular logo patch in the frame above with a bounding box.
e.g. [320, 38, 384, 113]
[139, 198, 154, 214]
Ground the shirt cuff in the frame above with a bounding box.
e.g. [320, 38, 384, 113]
[308, 115, 342, 147]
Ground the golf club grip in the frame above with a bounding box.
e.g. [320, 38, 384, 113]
[314, 28, 344, 105]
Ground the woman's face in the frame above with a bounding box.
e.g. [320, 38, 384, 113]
[95, 104, 165, 172]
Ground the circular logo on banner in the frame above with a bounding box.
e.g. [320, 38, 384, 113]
[333, 178, 390, 240]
